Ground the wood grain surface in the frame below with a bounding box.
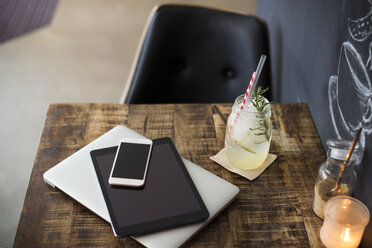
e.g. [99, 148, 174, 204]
[14, 103, 325, 247]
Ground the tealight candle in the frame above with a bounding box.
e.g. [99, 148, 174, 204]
[320, 196, 370, 248]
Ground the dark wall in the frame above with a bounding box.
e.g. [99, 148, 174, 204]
[257, 0, 372, 246]
[0, 0, 59, 43]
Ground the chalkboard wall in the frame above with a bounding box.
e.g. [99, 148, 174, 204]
[257, 0, 372, 246]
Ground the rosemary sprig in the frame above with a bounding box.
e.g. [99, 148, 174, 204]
[251, 86, 270, 112]
[249, 87, 271, 142]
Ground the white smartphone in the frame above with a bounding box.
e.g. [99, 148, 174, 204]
[108, 137, 153, 187]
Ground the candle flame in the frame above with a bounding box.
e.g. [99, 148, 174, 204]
[341, 227, 351, 242]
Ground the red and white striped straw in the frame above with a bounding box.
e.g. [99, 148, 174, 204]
[225, 55, 267, 145]
[225, 72, 255, 143]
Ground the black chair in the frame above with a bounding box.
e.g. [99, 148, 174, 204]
[120, 4, 271, 104]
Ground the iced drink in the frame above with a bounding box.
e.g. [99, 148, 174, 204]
[225, 96, 271, 170]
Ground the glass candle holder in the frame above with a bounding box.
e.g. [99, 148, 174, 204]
[320, 196, 370, 248]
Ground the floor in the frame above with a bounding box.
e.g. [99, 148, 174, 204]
[0, 0, 256, 247]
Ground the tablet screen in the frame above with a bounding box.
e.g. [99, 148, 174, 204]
[90, 137, 209, 236]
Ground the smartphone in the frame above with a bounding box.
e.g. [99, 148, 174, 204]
[108, 137, 153, 187]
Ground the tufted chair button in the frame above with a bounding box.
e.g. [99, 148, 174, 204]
[224, 69, 235, 79]
[176, 62, 185, 71]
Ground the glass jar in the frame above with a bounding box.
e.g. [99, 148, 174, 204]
[224, 94, 272, 170]
[312, 139, 362, 219]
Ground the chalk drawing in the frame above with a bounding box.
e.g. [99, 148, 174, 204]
[365, 41, 372, 70]
[329, 0, 372, 150]
[328, 41, 372, 149]
[348, 2, 372, 41]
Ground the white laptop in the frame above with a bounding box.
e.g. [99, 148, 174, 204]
[43, 125, 239, 248]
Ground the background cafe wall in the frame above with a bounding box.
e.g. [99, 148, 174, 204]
[257, 0, 372, 246]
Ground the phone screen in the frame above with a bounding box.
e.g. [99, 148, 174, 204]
[112, 142, 151, 179]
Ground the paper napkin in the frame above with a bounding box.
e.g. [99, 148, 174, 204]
[210, 148, 277, 180]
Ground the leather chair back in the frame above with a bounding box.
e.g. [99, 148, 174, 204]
[122, 5, 271, 104]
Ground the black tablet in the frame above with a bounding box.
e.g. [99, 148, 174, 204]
[90, 137, 209, 237]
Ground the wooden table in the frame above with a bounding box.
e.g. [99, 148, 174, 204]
[14, 103, 326, 247]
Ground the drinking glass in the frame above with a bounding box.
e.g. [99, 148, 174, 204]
[225, 94, 272, 170]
